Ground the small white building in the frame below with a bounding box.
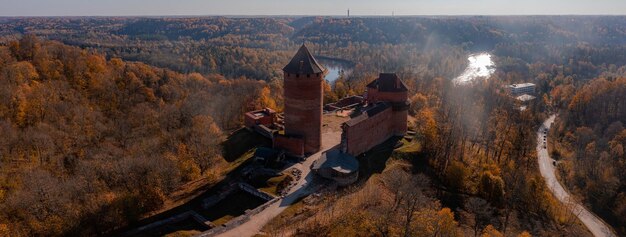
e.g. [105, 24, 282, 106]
[506, 83, 536, 95]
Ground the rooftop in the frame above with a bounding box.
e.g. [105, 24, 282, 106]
[311, 148, 358, 174]
[508, 83, 536, 88]
[344, 102, 390, 127]
[282, 44, 326, 75]
[366, 73, 408, 92]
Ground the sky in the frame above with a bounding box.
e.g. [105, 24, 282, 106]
[1, 0, 626, 16]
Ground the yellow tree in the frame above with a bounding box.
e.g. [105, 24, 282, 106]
[323, 79, 337, 104]
[255, 86, 278, 110]
[413, 207, 460, 237]
[416, 108, 438, 149]
[481, 225, 504, 237]
[174, 143, 201, 182]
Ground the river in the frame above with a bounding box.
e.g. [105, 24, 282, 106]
[453, 53, 496, 84]
[318, 58, 353, 83]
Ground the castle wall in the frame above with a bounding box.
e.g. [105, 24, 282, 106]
[343, 107, 394, 156]
[367, 89, 407, 104]
[392, 110, 408, 135]
[367, 88, 408, 136]
[273, 135, 304, 157]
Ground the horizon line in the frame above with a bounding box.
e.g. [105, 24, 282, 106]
[2, 14, 626, 18]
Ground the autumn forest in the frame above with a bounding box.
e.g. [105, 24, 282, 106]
[0, 16, 625, 236]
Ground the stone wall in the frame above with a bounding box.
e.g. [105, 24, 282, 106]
[343, 107, 394, 156]
[197, 198, 280, 237]
[273, 135, 305, 157]
[238, 182, 275, 201]
[202, 183, 238, 209]
[122, 210, 211, 237]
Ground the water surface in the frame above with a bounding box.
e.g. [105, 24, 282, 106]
[318, 58, 353, 83]
[453, 53, 495, 84]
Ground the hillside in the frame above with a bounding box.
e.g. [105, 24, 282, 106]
[0, 36, 278, 236]
[551, 77, 626, 235]
[0, 16, 625, 236]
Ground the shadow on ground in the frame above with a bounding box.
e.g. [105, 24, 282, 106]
[222, 128, 271, 162]
[356, 136, 403, 182]
[111, 128, 271, 237]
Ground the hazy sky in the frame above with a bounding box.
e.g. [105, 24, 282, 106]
[1, 0, 626, 16]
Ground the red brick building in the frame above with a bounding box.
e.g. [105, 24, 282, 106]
[365, 73, 409, 136]
[244, 108, 275, 129]
[341, 73, 409, 156]
[274, 44, 326, 156]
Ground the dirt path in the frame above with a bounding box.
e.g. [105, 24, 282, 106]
[537, 115, 616, 237]
[211, 131, 342, 237]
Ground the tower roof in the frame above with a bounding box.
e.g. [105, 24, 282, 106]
[283, 44, 326, 75]
[366, 73, 408, 92]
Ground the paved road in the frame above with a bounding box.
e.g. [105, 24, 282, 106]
[214, 131, 342, 237]
[537, 115, 616, 237]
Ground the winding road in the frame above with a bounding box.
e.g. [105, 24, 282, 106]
[537, 115, 616, 237]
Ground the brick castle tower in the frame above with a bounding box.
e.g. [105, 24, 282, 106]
[281, 44, 326, 155]
[365, 73, 409, 135]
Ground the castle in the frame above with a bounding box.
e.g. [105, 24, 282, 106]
[341, 73, 409, 156]
[246, 44, 409, 184]
[272, 44, 325, 157]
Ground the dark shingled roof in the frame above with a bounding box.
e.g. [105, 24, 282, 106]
[344, 102, 390, 127]
[366, 73, 408, 92]
[283, 44, 326, 75]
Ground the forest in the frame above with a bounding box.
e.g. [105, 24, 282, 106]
[0, 35, 278, 236]
[0, 16, 625, 236]
[551, 77, 626, 234]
